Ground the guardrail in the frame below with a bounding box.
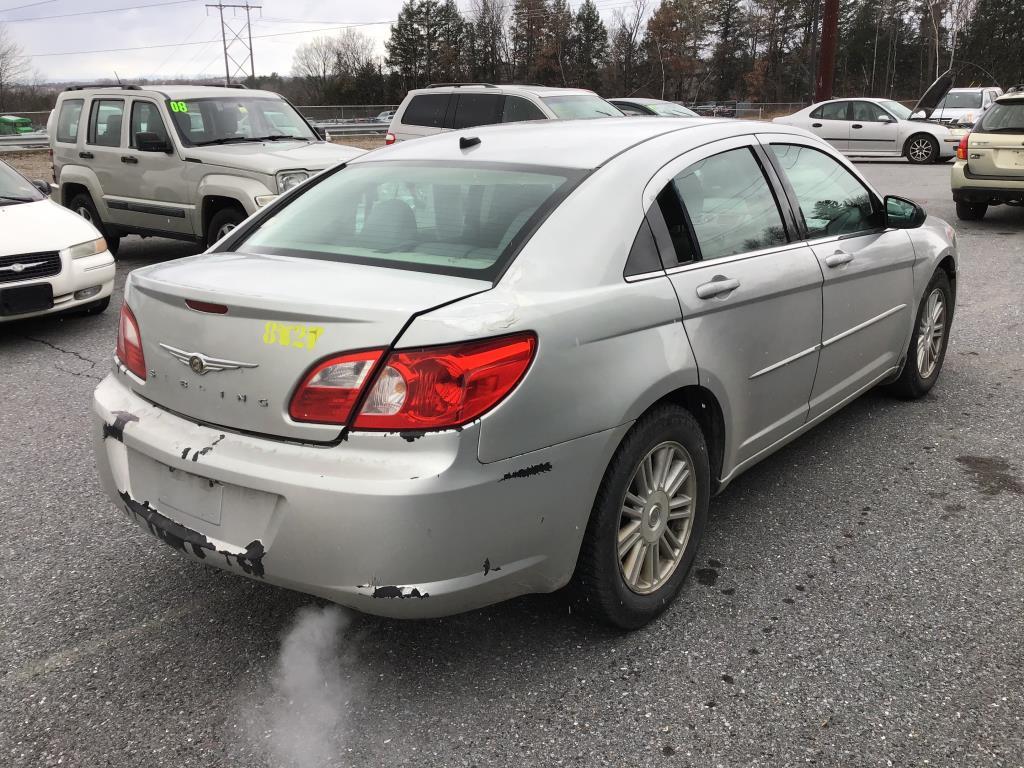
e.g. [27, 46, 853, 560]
[0, 133, 48, 150]
[314, 120, 388, 135]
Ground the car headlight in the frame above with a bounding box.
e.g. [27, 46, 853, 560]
[65, 237, 107, 259]
[277, 170, 309, 194]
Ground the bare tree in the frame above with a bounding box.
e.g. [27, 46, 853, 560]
[335, 28, 376, 80]
[291, 35, 338, 103]
[0, 23, 30, 111]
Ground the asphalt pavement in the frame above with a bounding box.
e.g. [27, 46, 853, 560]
[1, 161, 1022, 768]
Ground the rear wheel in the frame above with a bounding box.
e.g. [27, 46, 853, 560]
[573, 405, 710, 629]
[68, 193, 120, 255]
[955, 201, 987, 221]
[885, 270, 952, 399]
[905, 134, 938, 164]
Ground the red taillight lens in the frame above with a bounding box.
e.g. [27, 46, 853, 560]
[956, 134, 969, 161]
[353, 333, 537, 431]
[289, 350, 383, 424]
[385, 131, 396, 145]
[115, 303, 147, 380]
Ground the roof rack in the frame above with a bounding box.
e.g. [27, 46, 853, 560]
[64, 84, 142, 91]
[426, 82, 497, 89]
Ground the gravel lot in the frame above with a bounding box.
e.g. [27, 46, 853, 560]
[1, 158, 1022, 768]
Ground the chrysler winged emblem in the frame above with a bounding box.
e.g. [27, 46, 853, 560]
[0, 261, 44, 273]
[160, 343, 259, 375]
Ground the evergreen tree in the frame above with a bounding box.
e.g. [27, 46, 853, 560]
[385, 1, 423, 88]
[709, 0, 747, 100]
[572, 0, 608, 91]
[510, 0, 550, 82]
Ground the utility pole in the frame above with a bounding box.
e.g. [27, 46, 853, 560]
[814, 0, 839, 102]
[205, 2, 261, 85]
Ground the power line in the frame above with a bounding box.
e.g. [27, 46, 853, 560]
[1, 0, 198, 22]
[0, 0, 54, 14]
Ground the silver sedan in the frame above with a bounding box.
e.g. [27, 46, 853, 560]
[92, 118, 958, 628]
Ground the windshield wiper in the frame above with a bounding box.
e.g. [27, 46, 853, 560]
[192, 136, 252, 146]
[251, 134, 306, 142]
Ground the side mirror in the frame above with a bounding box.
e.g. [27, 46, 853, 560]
[313, 126, 328, 140]
[136, 132, 172, 153]
[32, 179, 51, 195]
[885, 195, 926, 229]
[877, 114, 893, 123]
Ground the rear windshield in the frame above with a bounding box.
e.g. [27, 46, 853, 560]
[236, 161, 583, 280]
[936, 92, 983, 109]
[976, 102, 1024, 133]
[541, 95, 622, 119]
[647, 102, 698, 117]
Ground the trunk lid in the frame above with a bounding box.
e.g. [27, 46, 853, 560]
[127, 253, 489, 442]
[968, 129, 1024, 179]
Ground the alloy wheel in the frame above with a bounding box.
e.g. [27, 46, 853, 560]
[76, 206, 93, 223]
[908, 138, 934, 163]
[617, 441, 697, 595]
[916, 288, 946, 378]
[217, 223, 236, 240]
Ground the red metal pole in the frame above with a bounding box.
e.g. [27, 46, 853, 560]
[815, 0, 839, 102]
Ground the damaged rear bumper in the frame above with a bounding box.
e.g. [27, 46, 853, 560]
[92, 374, 628, 618]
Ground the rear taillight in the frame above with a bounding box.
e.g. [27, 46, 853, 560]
[956, 134, 969, 161]
[289, 350, 383, 424]
[116, 303, 147, 380]
[288, 333, 537, 430]
[385, 131, 396, 145]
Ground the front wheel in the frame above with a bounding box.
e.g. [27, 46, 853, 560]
[573, 405, 710, 629]
[206, 207, 246, 246]
[885, 270, 953, 399]
[955, 201, 987, 221]
[905, 134, 939, 164]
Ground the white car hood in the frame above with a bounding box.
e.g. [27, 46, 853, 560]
[185, 140, 364, 176]
[0, 198, 102, 256]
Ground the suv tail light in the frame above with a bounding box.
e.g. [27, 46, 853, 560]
[956, 134, 969, 161]
[116, 303, 147, 380]
[288, 333, 537, 430]
[385, 131, 396, 145]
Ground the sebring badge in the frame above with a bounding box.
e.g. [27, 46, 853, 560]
[160, 343, 259, 375]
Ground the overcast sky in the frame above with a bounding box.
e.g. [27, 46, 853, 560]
[1, 0, 627, 83]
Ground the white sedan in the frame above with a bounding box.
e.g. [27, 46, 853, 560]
[773, 98, 955, 164]
[0, 159, 114, 322]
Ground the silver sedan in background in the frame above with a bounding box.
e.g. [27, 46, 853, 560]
[92, 118, 957, 628]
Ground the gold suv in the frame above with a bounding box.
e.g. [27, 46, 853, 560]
[951, 86, 1024, 220]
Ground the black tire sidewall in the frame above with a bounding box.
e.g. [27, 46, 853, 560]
[207, 208, 246, 246]
[906, 134, 938, 164]
[892, 270, 953, 398]
[577, 406, 711, 629]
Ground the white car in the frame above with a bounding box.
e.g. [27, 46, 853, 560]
[0, 159, 114, 322]
[929, 86, 1003, 127]
[773, 98, 955, 164]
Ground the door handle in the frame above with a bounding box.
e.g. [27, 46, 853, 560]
[78, 151, 93, 159]
[696, 276, 740, 299]
[825, 250, 854, 268]
[120, 156, 138, 164]
[812, 122, 823, 128]
[852, 123, 863, 129]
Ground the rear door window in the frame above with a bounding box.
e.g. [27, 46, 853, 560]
[501, 96, 546, 123]
[452, 94, 504, 128]
[401, 94, 451, 128]
[55, 99, 83, 143]
[768, 144, 881, 237]
[237, 162, 583, 280]
[811, 102, 849, 120]
[669, 147, 788, 260]
[88, 99, 125, 147]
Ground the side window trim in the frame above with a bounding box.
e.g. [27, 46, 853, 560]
[757, 135, 886, 243]
[128, 98, 169, 149]
[751, 143, 801, 242]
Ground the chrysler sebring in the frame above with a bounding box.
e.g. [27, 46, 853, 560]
[93, 118, 957, 628]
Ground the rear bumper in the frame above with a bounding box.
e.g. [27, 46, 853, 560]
[951, 163, 1024, 204]
[92, 374, 627, 618]
[0, 250, 114, 322]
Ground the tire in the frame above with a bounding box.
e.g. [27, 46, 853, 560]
[573, 405, 711, 629]
[955, 201, 987, 221]
[905, 134, 939, 164]
[67, 193, 120, 256]
[81, 297, 110, 316]
[885, 270, 953, 399]
[206, 207, 246, 246]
